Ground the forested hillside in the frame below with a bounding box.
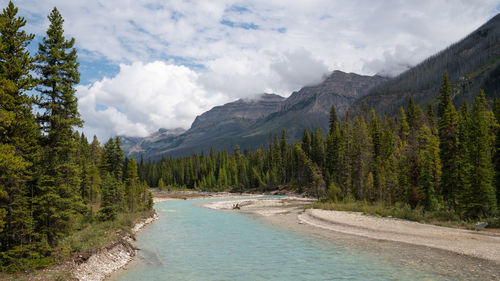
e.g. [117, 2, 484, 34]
[141, 74, 499, 220]
[352, 13, 500, 115]
[0, 2, 152, 272]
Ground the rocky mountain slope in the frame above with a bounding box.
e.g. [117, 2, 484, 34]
[245, 71, 387, 141]
[122, 71, 385, 159]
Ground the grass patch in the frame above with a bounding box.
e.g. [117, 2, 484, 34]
[66, 210, 153, 253]
[310, 200, 498, 230]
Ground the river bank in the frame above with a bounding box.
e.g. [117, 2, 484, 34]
[203, 197, 500, 280]
[71, 211, 159, 281]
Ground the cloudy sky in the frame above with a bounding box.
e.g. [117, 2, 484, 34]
[13, 0, 500, 140]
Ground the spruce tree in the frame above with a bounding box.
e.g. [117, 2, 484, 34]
[114, 137, 124, 181]
[301, 128, 311, 157]
[493, 98, 500, 207]
[456, 103, 472, 214]
[98, 174, 117, 221]
[329, 104, 338, 133]
[437, 73, 459, 210]
[310, 128, 324, 167]
[417, 125, 440, 211]
[34, 7, 84, 245]
[125, 156, 139, 212]
[467, 91, 497, 217]
[0, 1, 39, 255]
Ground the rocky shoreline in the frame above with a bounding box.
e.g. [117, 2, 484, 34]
[72, 212, 159, 281]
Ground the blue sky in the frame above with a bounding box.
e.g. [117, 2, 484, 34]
[9, 0, 500, 140]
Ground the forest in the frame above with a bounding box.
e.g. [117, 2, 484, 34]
[1, 0, 500, 275]
[0, 2, 152, 272]
[140, 73, 499, 221]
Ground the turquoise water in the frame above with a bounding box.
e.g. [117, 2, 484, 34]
[112, 198, 447, 281]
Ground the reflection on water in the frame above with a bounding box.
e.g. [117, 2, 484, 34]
[112, 198, 448, 281]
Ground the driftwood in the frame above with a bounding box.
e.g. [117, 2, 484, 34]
[232, 203, 240, 210]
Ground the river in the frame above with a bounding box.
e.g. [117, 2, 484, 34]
[111, 197, 448, 281]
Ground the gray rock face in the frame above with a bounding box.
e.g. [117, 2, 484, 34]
[190, 93, 284, 131]
[119, 127, 186, 156]
[121, 72, 386, 159]
[254, 71, 387, 138]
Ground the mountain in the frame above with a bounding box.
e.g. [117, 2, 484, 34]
[122, 71, 386, 159]
[120, 127, 186, 157]
[123, 14, 500, 160]
[245, 71, 387, 140]
[351, 13, 500, 115]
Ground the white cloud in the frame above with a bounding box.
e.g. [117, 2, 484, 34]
[16, 0, 500, 138]
[76, 61, 227, 140]
[271, 48, 329, 88]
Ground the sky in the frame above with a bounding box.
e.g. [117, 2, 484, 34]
[10, 0, 500, 141]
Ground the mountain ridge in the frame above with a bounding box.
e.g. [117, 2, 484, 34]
[121, 13, 500, 160]
[120, 70, 386, 159]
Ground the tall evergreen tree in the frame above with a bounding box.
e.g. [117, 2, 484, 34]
[417, 125, 441, 211]
[0, 1, 39, 255]
[301, 128, 311, 157]
[34, 7, 84, 245]
[456, 103, 472, 214]
[124, 156, 139, 212]
[467, 91, 497, 217]
[98, 174, 117, 221]
[437, 73, 459, 210]
[329, 104, 338, 133]
[493, 98, 500, 207]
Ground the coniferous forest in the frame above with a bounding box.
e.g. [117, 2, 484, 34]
[1, 0, 500, 276]
[0, 2, 152, 272]
[140, 73, 499, 221]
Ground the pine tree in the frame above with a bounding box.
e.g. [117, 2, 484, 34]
[34, 7, 84, 245]
[456, 103, 472, 214]
[467, 90, 497, 217]
[310, 128, 324, 167]
[417, 125, 440, 211]
[329, 104, 338, 134]
[99, 138, 115, 177]
[437, 73, 459, 210]
[0, 1, 39, 255]
[369, 110, 382, 199]
[158, 178, 165, 190]
[98, 174, 117, 221]
[398, 107, 409, 141]
[351, 116, 372, 200]
[406, 96, 418, 134]
[493, 98, 500, 207]
[89, 135, 101, 165]
[124, 156, 139, 212]
[301, 128, 311, 157]
[114, 137, 124, 181]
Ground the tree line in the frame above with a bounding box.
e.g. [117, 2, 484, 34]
[141, 73, 498, 220]
[0, 2, 152, 272]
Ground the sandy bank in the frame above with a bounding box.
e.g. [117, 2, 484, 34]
[299, 209, 500, 264]
[72, 212, 159, 281]
[203, 197, 314, 216]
